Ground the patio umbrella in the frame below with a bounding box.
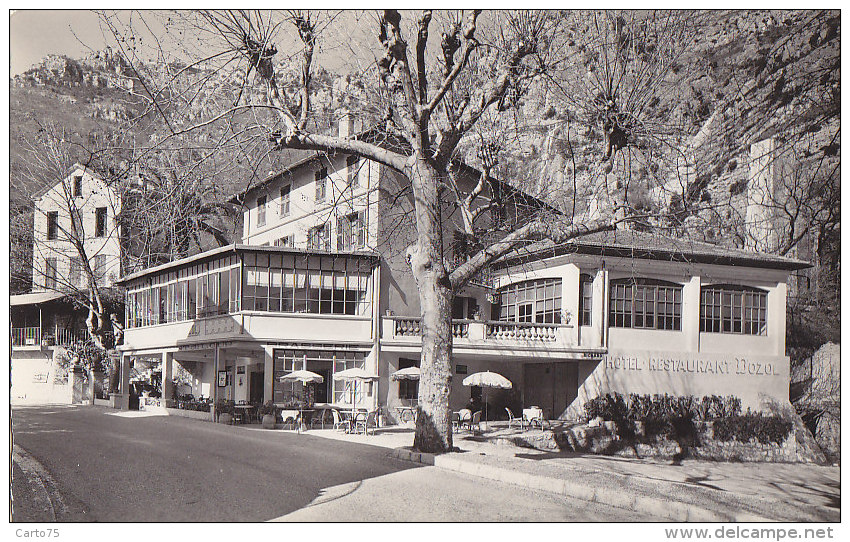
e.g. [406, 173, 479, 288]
[390, 366, 420, 381]
[333, 368, 379, 411]
[462, 371, 513, 429]
[279, 370, 324, 432]
[279, 370, 324, 384]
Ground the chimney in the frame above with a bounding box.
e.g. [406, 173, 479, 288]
[336, 109, 359, 138]
[745, 138, 781, 252]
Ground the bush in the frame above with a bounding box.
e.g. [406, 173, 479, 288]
[257, 400, 278, 417]
[588, 392, 742, 423]
[713, 414, 793, 444]
[584, 394, 628, 422]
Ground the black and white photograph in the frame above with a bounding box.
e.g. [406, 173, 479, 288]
[7, 7, 841, 534]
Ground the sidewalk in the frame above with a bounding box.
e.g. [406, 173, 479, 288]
[291, 423, 840, 522]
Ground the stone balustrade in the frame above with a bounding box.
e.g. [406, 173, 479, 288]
[386, 316, 567, 344]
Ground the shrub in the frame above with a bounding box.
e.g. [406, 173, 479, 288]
[589, 392, 742, 423]
[584, 393, 628, 422]
[257, 400, 278, 418]
[713, 414, 793, 444]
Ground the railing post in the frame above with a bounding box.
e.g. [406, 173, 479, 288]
[469, 322, 485, 341]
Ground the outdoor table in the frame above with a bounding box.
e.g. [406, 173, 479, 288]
[523, 407, 544, 427]
[279, 409, 300, 430]
[339, 408, 367, 433]
[234, 404, 254, 424]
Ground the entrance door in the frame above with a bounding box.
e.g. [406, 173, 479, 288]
[523, 363, 554, 415]
[314, 368, 331, 403]
[523, 362, 579, 419]
[249, 371, 264, 404]
[553, 363, 578, 418]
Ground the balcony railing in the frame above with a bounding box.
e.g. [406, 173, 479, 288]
[393, 317, 469, 339]
[11, 327, 89, 347]
[11, 327, 40, 346]
[388, 316, 564, 343]
[484, 321, 559, 341]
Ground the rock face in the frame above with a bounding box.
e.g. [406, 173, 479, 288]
[13, 48, 136, 92]
[792, 342, 840, 463]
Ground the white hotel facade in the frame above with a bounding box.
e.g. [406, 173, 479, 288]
[115, 131, 809, 421]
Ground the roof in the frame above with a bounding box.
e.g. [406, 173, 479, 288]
[495, 229, 812, 271]
[31, 163, 106, 200]
[228, 126, 553, 212]
[227, 149, 327, 205]
[117, 244, 381, 284]
[10, 291, 68, 306]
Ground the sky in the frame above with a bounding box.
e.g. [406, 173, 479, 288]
[9, 9, 376, 77]
[10, 10, 112, 76]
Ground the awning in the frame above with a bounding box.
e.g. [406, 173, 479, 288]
[10, 291, 67, 307]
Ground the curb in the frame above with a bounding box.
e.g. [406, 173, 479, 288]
[390, 448, 769, 522]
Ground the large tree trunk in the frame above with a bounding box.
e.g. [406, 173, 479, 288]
[409, 158, 455, 453]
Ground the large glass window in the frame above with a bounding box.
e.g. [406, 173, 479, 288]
[187, 277, 197, 318]
[609, 278, 682, 330]
[579, 273, 593, 326]
[700, 285, 767, 335]
[272, 349, 366, 405]
[497, 278, 562, 324]
[242, 254, 371, 315]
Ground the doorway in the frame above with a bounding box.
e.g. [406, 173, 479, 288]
[522, 362, 578, 419]
[249, 371, 264, 404]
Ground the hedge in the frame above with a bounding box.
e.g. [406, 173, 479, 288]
[713, 414, 794, 445]
[585, 392, 791, 444]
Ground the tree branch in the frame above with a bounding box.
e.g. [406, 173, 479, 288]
[423, 11, 480, 120]
[272, 131, 409, 172]
[449, 216, 617, 290]
[415, 10, 433, 106]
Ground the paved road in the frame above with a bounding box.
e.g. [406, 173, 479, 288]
[12, 405, 415, 522]
[12, 405, 651, 522]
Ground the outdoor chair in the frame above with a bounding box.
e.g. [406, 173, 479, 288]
[451, 412, 462, 432]
[505, 408, 524, 431]
[233, 400, 249, 424]
[467, 410, 482, 433]
[457, 408, 472, 431]
[331, 409, 350, 432]
[311, 409, 328, 429]
[355, 411, 379, 436]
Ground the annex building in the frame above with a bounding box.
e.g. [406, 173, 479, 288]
[11, 164, 123, 404]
